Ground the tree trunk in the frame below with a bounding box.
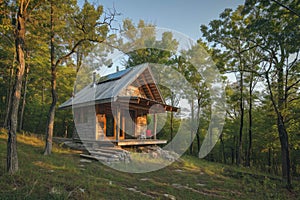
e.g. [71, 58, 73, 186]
[44, 66, 57, 155]
[277, 114, 291, 188]
[7, 4, 27, 174]
[34, 78, 45, 133]
[3, 55, 16, 128]
[44, 1, 57, 155]
[231, 147, 235, 164]
[196, 127, 200, 154]
[277, 59, 292, 188]
[237, 71, 244, 166]
[189, 100, 194, 155]
[268, 148, 271, 173]
[170, 111, 174, 149]
[18, 61, 29, 131]
[220, 133, 226, 164]
[245, 73, 253, 167]
[196, 97, 201, 154]
[266, 64, 291, 188]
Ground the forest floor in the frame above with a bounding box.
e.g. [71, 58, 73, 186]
[0, 129, 299, 200]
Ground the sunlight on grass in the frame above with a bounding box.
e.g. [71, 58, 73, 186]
[0, 131, 299, 199]
[33, 161, 67, 171]
[18, 134, 44, 147]
[182, 160, 201, 172]
[0, 129, 79, 155]
[109, 152, 173, 173]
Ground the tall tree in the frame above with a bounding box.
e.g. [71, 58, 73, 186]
[1, 1, 16, 128]
[44, 0, 117, 155]
[7, 0, 30, 174]
[201, 6, 262, 165]
[242, 0, 299, 188]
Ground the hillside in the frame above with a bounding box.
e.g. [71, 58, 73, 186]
[0, 130, 299, 200]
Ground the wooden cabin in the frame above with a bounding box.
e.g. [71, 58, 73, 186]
[59, 63, 178, 147]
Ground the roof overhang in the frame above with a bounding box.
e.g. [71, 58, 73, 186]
[59, 96, 179, 113]
[117, 96, 178, 112]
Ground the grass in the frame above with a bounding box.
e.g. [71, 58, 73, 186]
[0, 129, 299, 199]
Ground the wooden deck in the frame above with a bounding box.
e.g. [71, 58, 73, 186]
[54, 137, 167, 148]
[115, 139, 167, 146]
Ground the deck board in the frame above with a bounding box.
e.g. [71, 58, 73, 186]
[116, 139, 167, 146]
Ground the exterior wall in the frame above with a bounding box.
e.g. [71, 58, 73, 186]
[73, 103, 150, 141]
[73, 106, 96, 140]
[120, 85, 147, 98]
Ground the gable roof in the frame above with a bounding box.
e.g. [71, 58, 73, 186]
[59, 63, 165, 109]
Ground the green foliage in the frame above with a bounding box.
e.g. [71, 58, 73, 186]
[122, 20, 178, 68]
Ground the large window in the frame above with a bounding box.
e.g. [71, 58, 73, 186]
[106, 115, 114, 137]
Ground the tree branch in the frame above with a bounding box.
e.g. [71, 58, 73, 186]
[271, 0, 300, 18]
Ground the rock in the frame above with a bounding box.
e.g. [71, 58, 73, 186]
[50, 187, 61, 195]
[137, 146, 180, 162]
[80, 159, 92, 163]
[151, 151, 158, 158]
[140, 178, 151, 181]
[79, 188, 85, 193]
[164, 193, 176, 200]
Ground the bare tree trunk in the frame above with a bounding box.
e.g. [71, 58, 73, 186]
[18, 61, 29, 131]
[170, 111, 174, 149]
[237, 71, 244, 166]
[268, 148, 271, 173]
[44, 1, 57, 155]
[7, 3, 27, 174]
[189, 100, 194, 155]
[196, 97, 201, 154]
[220, 133, 226, 164]
[277, 115, 291, 187]
[245, 73, 253, 167]
[34, 78, 45, 133]
[3, 55, 16, 128]
[266, 65, 291, 188]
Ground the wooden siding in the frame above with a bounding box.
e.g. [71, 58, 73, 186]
[73, 106, 96, 140]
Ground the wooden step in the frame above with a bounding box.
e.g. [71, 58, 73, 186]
[80, 154, 121, 162]
[93, 148, 130, 155]
[89, 151, 120, 158]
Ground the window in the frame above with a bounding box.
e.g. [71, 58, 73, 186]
[106, 115, 114, 137]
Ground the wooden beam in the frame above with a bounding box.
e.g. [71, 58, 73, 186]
[153, 113, 157, 139]
[117, 139, 167, 146]
[116, 105, 120, 141]
[141, 73, 155, 100]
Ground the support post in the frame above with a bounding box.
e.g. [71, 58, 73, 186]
[153, 113, 157, 139]
[116, 105, 120, 141]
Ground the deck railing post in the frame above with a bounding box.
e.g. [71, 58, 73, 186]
[116, 105, 120, 141]
[153, 113, 157, 139]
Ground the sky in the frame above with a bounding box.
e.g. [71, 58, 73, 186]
[79, 0, 245, 40]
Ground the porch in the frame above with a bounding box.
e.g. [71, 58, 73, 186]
[112, 139, 168, 146]
[69, 137, 168, 148]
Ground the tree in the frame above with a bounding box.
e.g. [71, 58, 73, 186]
[202, 0, 299, 187]
[7, 0, 30, 174]
[0, 1, 16, 128]
[243, 0, 299, 188]
[44, 0, 118, 155]
[201, 6, 263, 165]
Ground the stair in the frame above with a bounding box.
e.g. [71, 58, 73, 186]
[80, 147, 131, 163]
